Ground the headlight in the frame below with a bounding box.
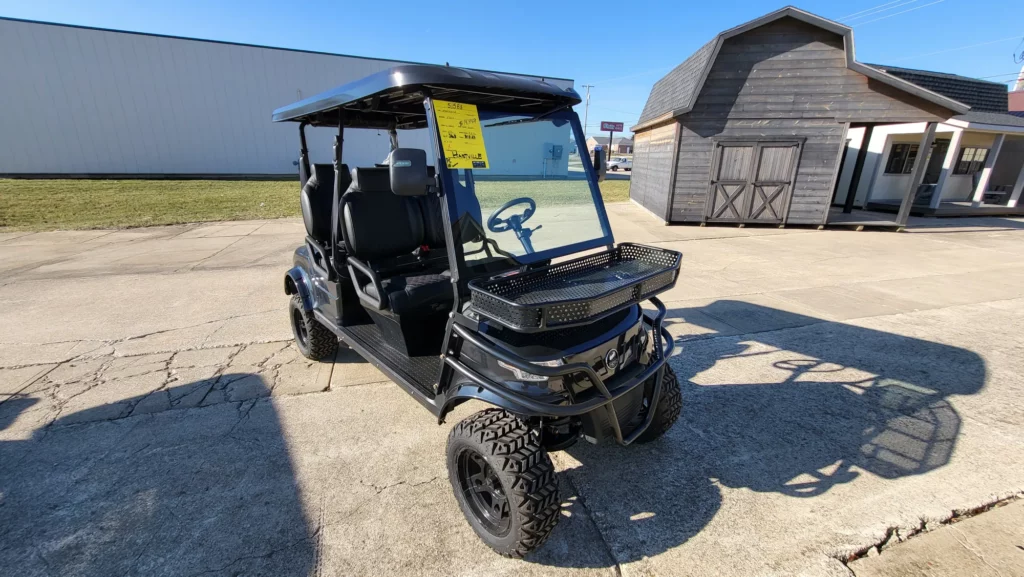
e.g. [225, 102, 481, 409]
[498, 359, 562, 382]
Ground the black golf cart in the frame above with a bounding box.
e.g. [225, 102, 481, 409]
[274, 65, 682, 556]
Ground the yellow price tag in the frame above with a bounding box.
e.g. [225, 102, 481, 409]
[434, 100, 489, 170]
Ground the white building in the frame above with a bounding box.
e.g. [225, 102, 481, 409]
[0, 17, 573, 177]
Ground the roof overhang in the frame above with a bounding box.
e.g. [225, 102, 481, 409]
[946, 118, 1024, 134]
[632, 6, 969, 132]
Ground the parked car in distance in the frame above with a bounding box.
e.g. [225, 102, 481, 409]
[609, 158, 632, 171]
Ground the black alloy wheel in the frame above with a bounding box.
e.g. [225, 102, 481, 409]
[456, 449, 511, 536]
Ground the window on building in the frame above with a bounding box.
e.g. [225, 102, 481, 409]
[953, 147, 989, 175]
[885, 143, 919, 174]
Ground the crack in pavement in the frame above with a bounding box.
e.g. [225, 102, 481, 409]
[561, 472, 623, 577]
[949, 524, 1007, 577]
[838, 493, 1024, 567]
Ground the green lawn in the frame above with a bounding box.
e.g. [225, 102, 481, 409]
[0, 178, 631, 231]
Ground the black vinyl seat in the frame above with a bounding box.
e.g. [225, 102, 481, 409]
[362, 271, 452, 314]
[301, 163, 350, 243]
[341, 166, 452, 314]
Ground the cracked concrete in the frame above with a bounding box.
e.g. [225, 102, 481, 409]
[2, 208, 1024, 576]
[848, 498, 1024, 576]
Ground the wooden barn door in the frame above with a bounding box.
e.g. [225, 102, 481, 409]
[706, 140, 801, 224]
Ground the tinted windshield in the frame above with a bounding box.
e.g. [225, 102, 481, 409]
[436, 108, 610, 270]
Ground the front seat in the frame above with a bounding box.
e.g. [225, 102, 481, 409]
[341, 167, 452, 314]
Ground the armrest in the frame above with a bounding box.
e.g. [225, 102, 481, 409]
[347, 257, 387, 310]
[305, 237, 332, 278]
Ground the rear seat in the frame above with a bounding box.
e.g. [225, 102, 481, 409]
[341, 166, 452, 314]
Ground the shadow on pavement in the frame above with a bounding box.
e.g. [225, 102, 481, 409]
[0, 375, 315, 577]
[532, 299, 985, 568]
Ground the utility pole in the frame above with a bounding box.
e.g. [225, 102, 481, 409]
[581, 84, 594, 137]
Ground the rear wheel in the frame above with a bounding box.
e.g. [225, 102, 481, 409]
[446, 409, 560, 557]
[289, 295, 337, 360]
[633, 364, 682, 443]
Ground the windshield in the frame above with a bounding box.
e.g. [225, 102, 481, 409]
[434, 107, 611, 271]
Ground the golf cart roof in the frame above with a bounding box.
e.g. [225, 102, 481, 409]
[271, 64, 582, 129]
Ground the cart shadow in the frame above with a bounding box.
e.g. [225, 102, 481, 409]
[530, 300, 985, 568]
[0, 375, 316, 577]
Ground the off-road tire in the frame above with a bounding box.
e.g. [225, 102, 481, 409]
[633, 364, 682, 443]
[289, 295, 337, 360]
[446, 409, 560, 557]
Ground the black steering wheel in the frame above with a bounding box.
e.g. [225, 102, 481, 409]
[487, 197, 536, 233]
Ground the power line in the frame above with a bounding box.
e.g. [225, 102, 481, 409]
[976, 71, 1024, 80]
[854, 0, 944, 25]
[887, 35, 1022, 62]
[587, 104, 643, 117]
[842, 0, 924, 22]
[837, 0, 907, 20]
[589, 66, 675, 85]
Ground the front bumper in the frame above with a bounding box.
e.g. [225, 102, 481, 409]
[444, 297, 674, 445]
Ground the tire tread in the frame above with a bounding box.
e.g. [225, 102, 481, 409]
[449, 409, 560, 557]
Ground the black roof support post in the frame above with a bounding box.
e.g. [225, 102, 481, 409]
[330, 113, 346, 274]
[298, 121, 311, 186]
[896, 122, 937, 228]
[842, 124, 874, 214]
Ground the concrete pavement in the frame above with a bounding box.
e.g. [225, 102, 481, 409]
[849, 499, 1023, 577]
[2, 204, 1024, 576]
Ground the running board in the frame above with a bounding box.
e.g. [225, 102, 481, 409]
[314, 312, 442, 416]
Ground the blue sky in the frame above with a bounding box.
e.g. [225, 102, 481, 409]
[2, 0, 1021, 135]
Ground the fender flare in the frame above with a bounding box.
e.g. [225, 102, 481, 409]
[436, 383, 540, 424]
[284, 266, 314, 311]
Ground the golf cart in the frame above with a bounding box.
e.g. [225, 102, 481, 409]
[274, 65, 683, 556]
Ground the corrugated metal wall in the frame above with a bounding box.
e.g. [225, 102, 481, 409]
[0, 19, 573, 176]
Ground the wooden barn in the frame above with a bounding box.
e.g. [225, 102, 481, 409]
[628, 6, 970, 226]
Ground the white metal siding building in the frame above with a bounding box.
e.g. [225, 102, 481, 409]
[0, 18, 573, 176]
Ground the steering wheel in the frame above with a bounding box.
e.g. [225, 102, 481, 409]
[487, 197, 536, 233]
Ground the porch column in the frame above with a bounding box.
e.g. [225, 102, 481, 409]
[929, 127, 963, 209]
[971, 133, 1005, 206]
[843, 124, 874, 213]
[1008, 159, 1024, 208]
[896, 122, 937, 227]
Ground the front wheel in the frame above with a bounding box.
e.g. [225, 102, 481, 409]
[446, 409, 560, 557]
[610, 166, 619, 171]
[632, 364, 682, 443]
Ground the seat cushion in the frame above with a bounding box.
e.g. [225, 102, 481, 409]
[364, 271, 453, 314]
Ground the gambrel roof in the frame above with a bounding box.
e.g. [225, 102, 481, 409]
[633, 6, 969, 131]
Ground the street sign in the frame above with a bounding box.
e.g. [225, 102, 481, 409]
[599, 121, 624, 161]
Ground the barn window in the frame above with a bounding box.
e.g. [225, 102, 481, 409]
[953, 147, 989, 175]
[884, 143, 919, 174]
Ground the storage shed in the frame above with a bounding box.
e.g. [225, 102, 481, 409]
[629, 6, 969, 226]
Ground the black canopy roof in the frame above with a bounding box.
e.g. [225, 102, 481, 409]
[271, 65, 581, 129]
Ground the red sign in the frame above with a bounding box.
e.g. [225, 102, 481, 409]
[600, 121, 624, 132]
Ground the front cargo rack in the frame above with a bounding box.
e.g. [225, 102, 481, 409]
[468, 243, 682, 332]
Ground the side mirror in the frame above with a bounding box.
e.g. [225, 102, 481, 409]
[390, 148, 431, 196]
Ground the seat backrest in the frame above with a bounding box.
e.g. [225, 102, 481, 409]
[301, 163, 349, 242]
[418, 193, 447, 248]
[342, 167, 425, 260]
